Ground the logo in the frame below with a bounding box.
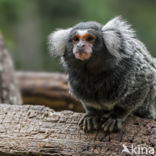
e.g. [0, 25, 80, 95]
[122, 144, 155, 155]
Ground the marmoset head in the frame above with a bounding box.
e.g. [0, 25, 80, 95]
[49, 17, 135, 70]
[49, 21, 105, 61]
[66, 22, 104, 61]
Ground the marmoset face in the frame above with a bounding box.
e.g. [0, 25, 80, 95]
[66, 22, 104, 61]
[71, 30, 96, 61]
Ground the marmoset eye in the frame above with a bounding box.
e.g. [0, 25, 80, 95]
[86, 36, 95, 42]
[72, 36, 79, 42]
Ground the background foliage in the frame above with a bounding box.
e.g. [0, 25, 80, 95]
[0, 0, 155, 72]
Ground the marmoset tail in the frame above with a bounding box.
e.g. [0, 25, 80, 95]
[48, 16, 156, 132]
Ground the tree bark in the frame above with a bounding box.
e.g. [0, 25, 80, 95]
[0, 104, 155, 156]
[0, 34, 22, 105]
[16, 71, 83, 112]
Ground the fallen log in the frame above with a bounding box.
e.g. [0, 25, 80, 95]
[16, 71, 83, 112]
[0, 104, 155, 156]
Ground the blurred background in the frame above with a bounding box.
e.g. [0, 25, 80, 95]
[0, 0, 156, 72]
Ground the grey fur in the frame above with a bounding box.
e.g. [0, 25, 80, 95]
[48, 28, 72, 56]
[102, 16, 136, 59]
[49, 17, 156, 132]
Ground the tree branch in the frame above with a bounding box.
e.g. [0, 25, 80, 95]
[0, 34, 22, 105]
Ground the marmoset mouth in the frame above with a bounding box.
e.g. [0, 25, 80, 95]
[75, 52, 91, 61]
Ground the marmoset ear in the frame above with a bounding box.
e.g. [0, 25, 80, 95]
[48, 28, 72, 57]
[102, 16, 136, 59]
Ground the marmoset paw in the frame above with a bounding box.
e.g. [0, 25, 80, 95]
[79, 114, 100, 132]
[101, 117, 123, 132]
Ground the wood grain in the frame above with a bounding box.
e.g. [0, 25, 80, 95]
[0, 104, 155, 155]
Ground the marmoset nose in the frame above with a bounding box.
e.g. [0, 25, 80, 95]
[77, 42, 85, 51]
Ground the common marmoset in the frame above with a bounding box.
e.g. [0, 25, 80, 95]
[48, 17, 156, 132]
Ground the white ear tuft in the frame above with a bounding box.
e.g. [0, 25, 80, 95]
[102, 16, 136, 58]
[48, 28, 72, 57]
[102, 16, 135, 38]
